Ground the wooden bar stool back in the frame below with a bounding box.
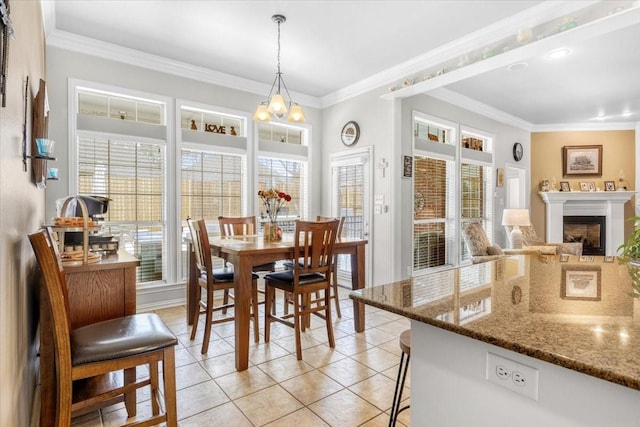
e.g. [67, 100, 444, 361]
[29, 228, 178, 426]
[188, 219, 260, 351]
[264, 219, 340, 360]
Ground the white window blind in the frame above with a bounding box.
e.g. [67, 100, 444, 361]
[78, 137, 166, 283]
[413, 156, 453, 271]
[257, 157, 307, 232]
[460, 163, 493, 262]
[179, 149, 247, 279]
[181, 150, 246, 220]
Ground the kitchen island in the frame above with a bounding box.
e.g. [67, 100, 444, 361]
[351, 254, 640, 426]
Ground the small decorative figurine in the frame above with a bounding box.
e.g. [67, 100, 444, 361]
[190, 120, 197, 130]
[229, 126, 237, 136]
[540, 179, 550, 192]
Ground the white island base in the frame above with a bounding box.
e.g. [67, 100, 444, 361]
[411, 321, 640, 427]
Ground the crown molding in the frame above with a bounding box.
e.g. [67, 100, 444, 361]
[428, 88, 534, 131]
[46, 29, 323, 109]
[531, 122, 639, 132]
[321, 1, 598, 107]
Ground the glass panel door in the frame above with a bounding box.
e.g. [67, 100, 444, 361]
[330, 149, 371, 287]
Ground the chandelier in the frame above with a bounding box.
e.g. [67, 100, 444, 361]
[253, 15, 305, 123]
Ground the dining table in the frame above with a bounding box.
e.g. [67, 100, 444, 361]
[186, 234, 368, 371]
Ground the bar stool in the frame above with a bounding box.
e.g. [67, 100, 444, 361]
[389, 329, 411, 427]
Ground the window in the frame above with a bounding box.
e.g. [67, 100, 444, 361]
[413, 156, 452, 270]
[74, 85, 168, 285]
[78, 136, 166, 283]
[177, 102, 249, 279]
[412, 112, 494, 270]
[460, 128, 494, 262]
[257, 157, 306, 232]
[257, 121, 310, 233]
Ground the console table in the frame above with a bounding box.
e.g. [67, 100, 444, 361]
[40, 251, 140, 426]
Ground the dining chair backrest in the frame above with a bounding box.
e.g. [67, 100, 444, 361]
[29, 229, 73, 376]
[187, 218, 214, 274]
[316, 216, 345, 239]
[219, 216, 257, 237]
[293, 219, 340, 280]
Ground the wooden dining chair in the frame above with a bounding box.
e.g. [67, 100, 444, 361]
[283, 216, 345, 318]
[188, 218, 260, 351]
[29, 228, 178, 426]
[218, 215, 276, 273]
[264, 219, 340, 360]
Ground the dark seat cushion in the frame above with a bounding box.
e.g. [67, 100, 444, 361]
[71, 313, 177, 366]
[204, 267, 258, 282]
[264, 270, 326, 286]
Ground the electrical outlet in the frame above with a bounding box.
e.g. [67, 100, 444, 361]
[486, 352, 539, 400]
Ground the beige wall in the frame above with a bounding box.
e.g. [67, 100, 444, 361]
[531, 130, 636, 244]
[0, 1, 46, 425]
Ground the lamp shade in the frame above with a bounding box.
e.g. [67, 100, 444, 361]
[287, 104, 305, 122]
[253, 103, 271, 122]
[501, 209, 531, 227]
[267, 93, 288, 116]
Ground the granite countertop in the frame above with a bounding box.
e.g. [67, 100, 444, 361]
[350, 254, 640, 390]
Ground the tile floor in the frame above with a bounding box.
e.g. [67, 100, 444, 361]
[70, 288, 411, 427]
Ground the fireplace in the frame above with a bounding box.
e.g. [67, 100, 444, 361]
[563, 216, 606, 256]
[539, 191, 633, 256]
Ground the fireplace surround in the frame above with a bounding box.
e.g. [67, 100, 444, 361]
[539, 191, 634, 256]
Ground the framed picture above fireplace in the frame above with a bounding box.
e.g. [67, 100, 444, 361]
[562, 145, 602, 177]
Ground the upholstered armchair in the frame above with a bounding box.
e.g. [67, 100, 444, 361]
[463, 222, 506, 264]
[503, 225, 582, 256]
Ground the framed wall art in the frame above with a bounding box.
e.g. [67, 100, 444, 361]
[403, 155, 412, 178]
[561, 266, 601, 301]
[562, 145, 602, 177]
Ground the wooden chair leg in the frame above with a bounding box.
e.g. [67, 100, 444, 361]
[325, 288, 335, 348]
[332, 269, 342, 318]
[252, 279, 260, 343]
[264, 283, 273, 343]
[163, 347, 178, 427]
[293, 293, 303, 360]
[124, 367, 136, 417]
[222, 289, 232, 314]
[190, 286, 202, 341]
[149, 361, 159, 416]
[201, 288, 214, 354]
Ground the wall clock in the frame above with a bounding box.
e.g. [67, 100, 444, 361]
[341, 121, 360, 147]
[512, 142, 523, 162]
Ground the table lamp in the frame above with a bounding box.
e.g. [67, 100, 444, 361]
[502, 209, 531, 249]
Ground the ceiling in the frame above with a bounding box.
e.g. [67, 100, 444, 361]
[45, 1, 640, 129]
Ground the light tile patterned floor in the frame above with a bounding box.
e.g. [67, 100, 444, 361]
[70, 288, 411, 427]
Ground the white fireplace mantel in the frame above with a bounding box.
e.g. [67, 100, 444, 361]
[538, 191, 635, 255]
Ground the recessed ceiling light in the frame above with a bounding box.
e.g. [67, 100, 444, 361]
[547, 48, 572, 59]
[507, 62, 529, 71]
[622, 110, 633, 117]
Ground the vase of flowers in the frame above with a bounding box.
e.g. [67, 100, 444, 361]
[258, 189, 291, 241]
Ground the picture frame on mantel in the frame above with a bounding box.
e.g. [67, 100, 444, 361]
[562, 145, 602, 177]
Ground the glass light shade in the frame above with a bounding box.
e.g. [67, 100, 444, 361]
[287, 104, 305, 122]
[253, 104, 271, 122]
[501, 209, 531, 227]
[267, 94, 288, 115]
